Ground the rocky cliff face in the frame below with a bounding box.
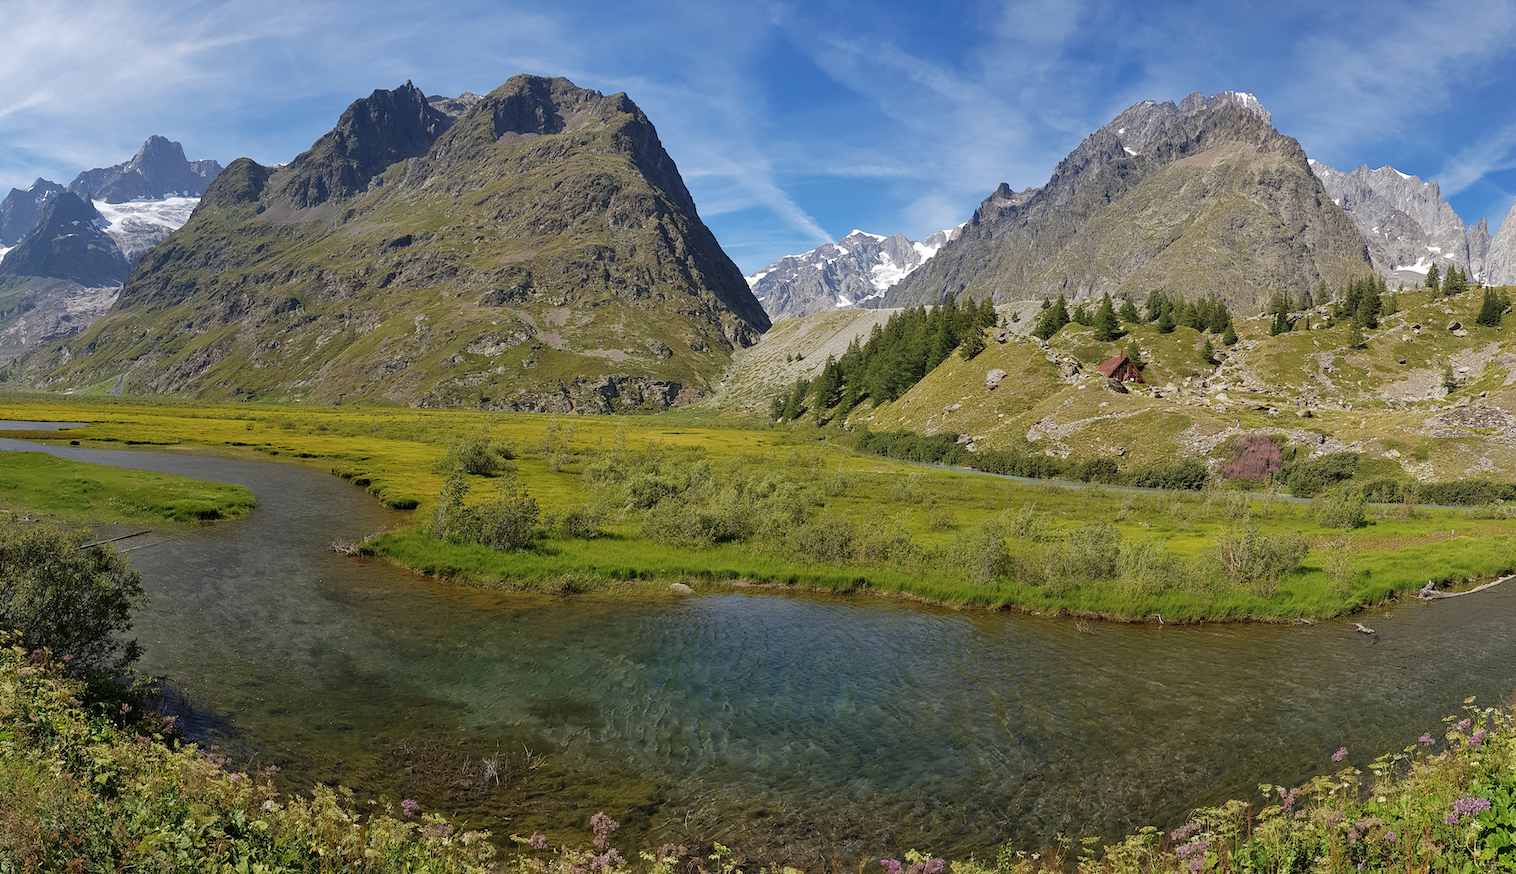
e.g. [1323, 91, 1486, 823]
[1485, 198, 1516, 287]
[748, 226, 963, 321]
[26, 75, 769, 409]
[0, 191, 128, 286]
[0, 180, 66, 247]
[68, 136, 222, 203]
[884, 91, 1372, 312]
[1309, 161, 1489, 284]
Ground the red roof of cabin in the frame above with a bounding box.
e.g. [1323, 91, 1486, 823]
[1097, 354, 1129, 377]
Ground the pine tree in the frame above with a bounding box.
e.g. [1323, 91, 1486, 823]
[1093, 293, 1121, 341]
[1222, 321, 1238, 346]
[812, 355, 842, 423]
[1426, 263, 1440, 294]
[1200, 338, 1217, 365]
[1071, 303, 1091, 326]
[959, 325, 986, 360]
[1346, 322, 1365, 349]
[1033, 296, 1069, 340]
[1157, 304, 1176, 334]
[1126, 340, 1145, 371]
[1269, 311, 1290, 336]
[1476, 288, 1503, 327]
[1145, 291, 1166, 322]
[1118, 296, 1140, 323]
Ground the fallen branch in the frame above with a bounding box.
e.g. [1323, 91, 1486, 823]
[79, 531, 150, 550]
[1418, 574, 1514, 600]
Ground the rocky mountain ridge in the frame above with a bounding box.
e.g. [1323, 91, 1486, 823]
[747, 225, 963, 321]
[20, 75, 769, 410]
[1308, 160, 1494, 285]
[884, 91, 1373, 312]
[67, 135, 222, 203]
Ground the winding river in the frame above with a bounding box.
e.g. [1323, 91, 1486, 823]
[3, 432, 1515, 863]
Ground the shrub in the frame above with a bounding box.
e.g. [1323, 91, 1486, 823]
[0, 520, 145, 676]
[786, 511, 858, 563]
[546, 503, 606, 540]
[1125, 459, 1209, 491]
[434, 433, 513, 476]
[1312, 482, 1367, 529]
[1212, 522, 1309, 597]
[1282, 451, 1359, 497]
[1064, 522, 1121, 580]
[1220, 433, 1283, 482]
[945, 514, 1012, 584]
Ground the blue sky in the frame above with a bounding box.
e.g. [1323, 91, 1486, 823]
[3, 0, 1515, 273]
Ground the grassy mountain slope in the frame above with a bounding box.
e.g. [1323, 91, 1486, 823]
[722, 286, 1516, 483]
[19, 76, 767, 410]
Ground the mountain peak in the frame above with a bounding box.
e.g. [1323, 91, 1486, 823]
[0, 190, 127, 286]
[67, 136, 223, 203]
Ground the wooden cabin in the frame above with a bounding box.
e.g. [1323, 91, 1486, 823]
[1097, 353, 1145, 383]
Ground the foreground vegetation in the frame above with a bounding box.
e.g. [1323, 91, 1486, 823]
[3, 632, 1512, 872]
[4, 396, 1515, 622]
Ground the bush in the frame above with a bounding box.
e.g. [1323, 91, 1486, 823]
[1282, 451, 1359, 497]
[434, 433, 513, 476]
[1212, 522, 1309, 597]
[1220, 433, 1283, 482]
[1312, 482, 1367, 529]
[435, 471, 540, 550]
[1064, 522, 1121, 580]
[945, 513, 1012, 584]
[0, 520, 145, 676]
[1125, 459, 1209, 491]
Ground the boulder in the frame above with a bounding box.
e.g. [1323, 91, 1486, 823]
[985, 368, 1008, 389]
[1447, 320, 1462, 331]
[1105, 377, 1128, 394]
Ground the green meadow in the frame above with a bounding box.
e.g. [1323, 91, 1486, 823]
[0, 448, 255, 524]
[3, 395, 1512, 622]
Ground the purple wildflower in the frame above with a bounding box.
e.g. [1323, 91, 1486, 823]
[1331, 746, 1348, 762]
[1455, 718, 1472, 734]
[924, 858, 946, 874]
[401, 798, 420, 817]
[1446, 795, 1491, 825]
[1385, 831, 1397, 843]
[592, 849, 625, 870]
[880, 860, 903, 874]
[530, 833, 550, 852]
[1469, 729, 1487, 747]
[1280, 786, 1302, 813]
[1175, 839, 1209, 860]
[1347, 828, 1359, 844]
[590, 812, 619, 852]
[1170, 821, 1201, 842]
[1419, 733, 1434, 745]
[1188, 858, 1204, 873]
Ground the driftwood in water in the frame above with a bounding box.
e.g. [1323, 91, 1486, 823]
[78, 531, 150, 550]
[1354, 622, 1376, 635]
[1419, 574, 1514, 601]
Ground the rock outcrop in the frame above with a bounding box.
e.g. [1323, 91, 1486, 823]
[67, 136, 222, 203]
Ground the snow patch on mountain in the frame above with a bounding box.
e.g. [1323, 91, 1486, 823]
[747, 224, 965, 321]
[92, 196, 199, 265]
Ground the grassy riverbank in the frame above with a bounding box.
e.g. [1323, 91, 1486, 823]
[3, 638, 1512, 873]
[0, 449, 255, 524]
[3, 396, 1514, 621]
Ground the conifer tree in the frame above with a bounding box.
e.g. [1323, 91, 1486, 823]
[1426, 263, 1440, 293]
[1476, 288, 1503, 327]
[1093, 293, 1121, 341]
[812, 355, 842, 422]
[1222, 321, 1238, 346]
[1145, 291, 1166, 322]
[1119, 296, 1140, 323]
[1033, 296, 1070, 340]
[1125, 340, 1145, 371]
[1157, 304, 1176, 334]
[1200, 338, 1217, 365]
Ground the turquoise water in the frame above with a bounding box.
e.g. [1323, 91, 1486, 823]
[3, 436, 1514, 863]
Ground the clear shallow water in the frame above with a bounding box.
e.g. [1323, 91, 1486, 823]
[3, 436, 1515, 862]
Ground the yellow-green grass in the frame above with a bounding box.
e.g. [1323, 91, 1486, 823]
[0, 450, 255, 523]
[3, 395, 1513, 621]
